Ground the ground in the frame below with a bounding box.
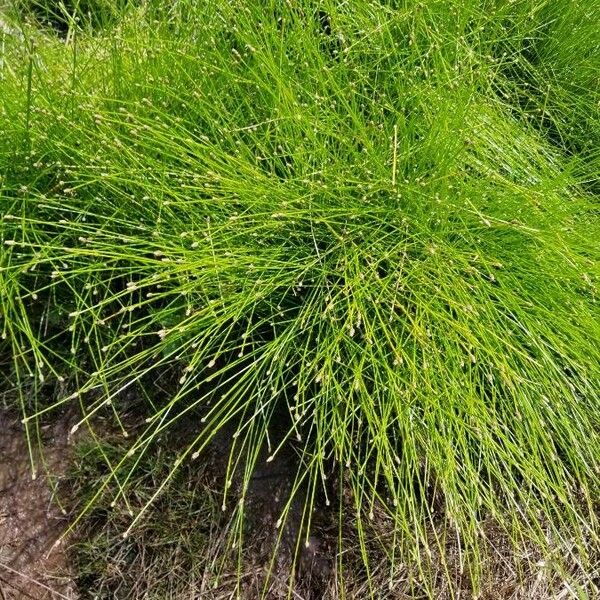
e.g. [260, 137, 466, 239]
[0, 411, 77, 599]
[1, 403, 596, 599]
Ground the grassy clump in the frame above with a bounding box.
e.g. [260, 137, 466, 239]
[1, 0, 599, 597]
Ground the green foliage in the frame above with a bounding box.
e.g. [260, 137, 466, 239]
[1, 0, 599, 596]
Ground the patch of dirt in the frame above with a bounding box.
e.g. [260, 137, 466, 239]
[194, 405, 334, 600]
[1, 386, 597, 599]
[0, 410, 78, 600]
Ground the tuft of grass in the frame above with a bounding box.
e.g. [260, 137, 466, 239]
[68, 434, 222, 600]
[1, 0, 599, 596]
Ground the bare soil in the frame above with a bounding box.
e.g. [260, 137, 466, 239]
[1, 402, 597, 599]
[0, 410, 77, 600]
